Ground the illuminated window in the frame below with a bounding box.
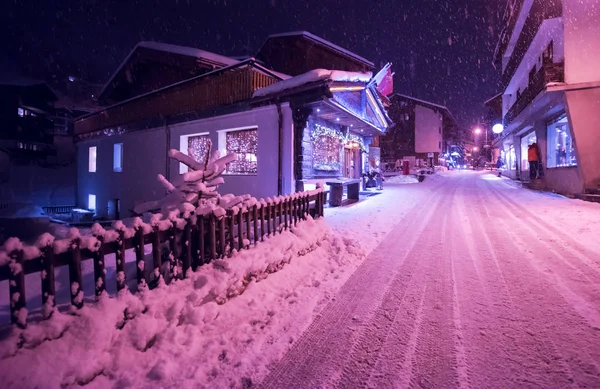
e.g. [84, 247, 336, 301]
[222, 128, 258, 174]
[88, 146, 97, 172]
[179, 133, 210, 173]
[547, 114, 576, 168]
[312, 124, 342, 172]
[17, 108, 24, 117]
[113, 143, 123, 172]
[188, 135, 210, 166]
[88, 194, 96, 211]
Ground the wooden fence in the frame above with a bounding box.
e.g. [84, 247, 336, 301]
[0, 190, 325, 328]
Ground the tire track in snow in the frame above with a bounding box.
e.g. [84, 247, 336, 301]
[487, 179, 600, 275]
[335, 180, 460, 389]
[458, 177, 577, 388]
[259, 180, 457, 389]
[475, 176, 600, 386]
[483, 179, 600, 320]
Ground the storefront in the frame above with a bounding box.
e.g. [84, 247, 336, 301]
[307, 121, 367, 180]
[546, 113, 576, 169]
[520, 131, 537, 174]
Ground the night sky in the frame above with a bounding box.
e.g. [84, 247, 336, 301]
[1, 0, 505, 128]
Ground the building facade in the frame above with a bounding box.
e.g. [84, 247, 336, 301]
[493, 0, 600, 196]
[380, 94, 460, 168]
[74, 34, 392, 219]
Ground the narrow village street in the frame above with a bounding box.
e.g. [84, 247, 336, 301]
[261, 171, 600, 389]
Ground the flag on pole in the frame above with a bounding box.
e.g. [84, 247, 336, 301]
[372, 63, 394, 96]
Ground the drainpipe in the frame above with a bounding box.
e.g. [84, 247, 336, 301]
[277, 102, 283, 196]
[165, 118, 171, 183]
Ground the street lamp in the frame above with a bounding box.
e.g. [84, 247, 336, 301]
[474, 128, 482, 135]
[473, 146, 479, 152]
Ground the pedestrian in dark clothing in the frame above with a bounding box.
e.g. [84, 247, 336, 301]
[496, 156, 503, 177]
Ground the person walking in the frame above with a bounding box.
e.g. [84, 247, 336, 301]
[527, 143, 540, 180]
[496, 155, 504, 177]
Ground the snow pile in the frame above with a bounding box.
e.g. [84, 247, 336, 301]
[0, 216, 363, 388]
[385, 174, 420, 184]
[253, 69, 373, 98]
[0, 204, 47, 219]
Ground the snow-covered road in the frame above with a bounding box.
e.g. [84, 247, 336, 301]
[261, 171, 600, 389]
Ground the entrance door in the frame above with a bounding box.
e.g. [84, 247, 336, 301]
[520, 132, 537, 174]
[344, 148, 354, 178]
[344, 147, 361, 178]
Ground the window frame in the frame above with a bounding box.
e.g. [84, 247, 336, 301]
[88, 194, 96, 211]
[88, 146, 97, 173]
[113, 143, 123, 172]
[546, 113, 577, 169]
[217, 126, 258, 175]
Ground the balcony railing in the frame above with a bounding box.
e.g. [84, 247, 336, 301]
[504, 60, 564, 126]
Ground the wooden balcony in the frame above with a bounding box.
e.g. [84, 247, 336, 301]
[75, 63, 279, 136]
[504, 60, 564, 126]
[498, 0, 562, 87]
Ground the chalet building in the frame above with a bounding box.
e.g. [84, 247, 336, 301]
[492, 0, 600, 197]
[0, 81, 57, 167]
[74, 33, 393, 219]
[380, 94, 460, 168]
[0, 79, 86, 207]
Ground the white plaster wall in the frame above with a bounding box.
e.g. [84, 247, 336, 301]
[566, 87, 600, 188]
[564, 0, 600, 84]
[168, 104, 294, 201]
[415, 105, 443, 154]
[77, 127, 168, 218]
[503, 18, 564, 114]
[77, 105, 295, 219]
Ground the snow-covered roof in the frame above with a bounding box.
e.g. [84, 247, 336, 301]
[78, 59, 287, 123]
[392, 93, 449, 111]
[265, 31, 374, 67]
[484, 93, 503, 105]
[137, 41, 239, 66]
[392, 93, 459, 126]
[99, 41, 239, 100]
[253, 69, 372, 98]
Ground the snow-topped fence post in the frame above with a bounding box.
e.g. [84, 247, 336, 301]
[68, 230, 84, 310]
[134, 222, 147, 290]
[39, 235, 56, 318]
[93, 231, 106, 297]
[114, 223, 127, 292]
[6, 239, 26, 328]
[0, 143, 326, 329]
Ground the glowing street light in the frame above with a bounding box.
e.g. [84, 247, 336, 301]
[474, 127, 482, 135]
[493, 123, 504, 134]
[473, 146, 479, 152]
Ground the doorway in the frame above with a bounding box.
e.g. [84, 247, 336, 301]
[344, 144, 361, 178]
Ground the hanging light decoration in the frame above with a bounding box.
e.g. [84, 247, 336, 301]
[225, 128, 258, 174]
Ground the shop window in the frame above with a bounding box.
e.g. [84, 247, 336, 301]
[18, 108, 24, 117]
[312, 124, 342, 172]
[508, 146, 516, 170]
[220, 128, 258, 174]
[547, 114, 576, 168]
[88, 146, 97, 172]
[113, 143, 123, 172]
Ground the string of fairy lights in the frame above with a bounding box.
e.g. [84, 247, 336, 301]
[225, 128, 258, 174]
[187, 124, 365, 175]
[311, 123, 366, 171]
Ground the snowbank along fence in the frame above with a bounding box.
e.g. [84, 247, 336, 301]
[0, 190, 326, 328]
